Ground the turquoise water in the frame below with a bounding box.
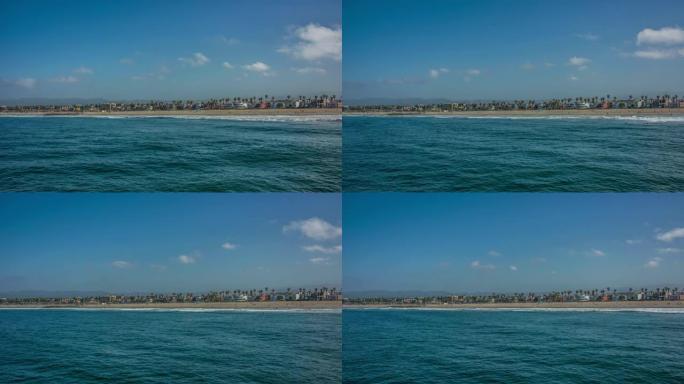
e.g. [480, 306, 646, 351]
[0, 116, 341, 192]
[342, 308, 684, 383]
[0, 309, 341, 383]
[343, 115, 684, 191]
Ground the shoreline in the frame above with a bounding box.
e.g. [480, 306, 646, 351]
[0, 301, 341, 310]
[343, 108, 684, 117]
[344, 301, 684, 309]
[0, 108, 340, 117]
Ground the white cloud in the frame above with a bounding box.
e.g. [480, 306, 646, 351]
[73, 66, 93, 74]
[534, 257, 547, 263]
[429, 68, 449, 78]
[637, 27, 684, 46]
[119, 58, 134, 65]
[293, 67, 327, 75]
[283, 217, 341, 241]
[569, 76, 579, 81]
[222, 62, 234, 69]
[112, 260, 132, 269]
[574, 33, 599, 41]
[243, 61, 271, 72]
[644, 257, 663, 268]
[178, 254, 196, 264]
[50, 75, 79, 83]
[634, 49, 679, 60]
[150, 264, 167, 271]
[657, 247, 682, 254]
[302, 244, 342, 254]
[626, 239, 642, 245]
[568, 56, 591, 66]
[509, 265, 518, 271]
[488, 250, 501, 257]
[589, 248, 605, 257]
[466, 69, 481, 76]
[470, 260, 495, 270]
[657, 227, 684, 242]
[219, 36, 240, 45]
[544, 62, 555, 68]
[278, 23, 341, 61]
[14, 78, 36, 89]
[222, 242, 237, 250]
[178, 52, 210, 67]
[309, 257, 331, 264]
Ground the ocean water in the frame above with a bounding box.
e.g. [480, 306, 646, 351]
[0, 309, 341, 383]
[342, 308, 684, 384]
[0, 115, 340, 191]
[343, 115, 684, 191]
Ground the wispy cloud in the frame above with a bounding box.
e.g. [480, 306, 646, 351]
[309, 257, 331, 265]
[470, 260, 495, 270]
[644, 257, 663, 268]
[626, 239, 642, 245]
[50, 75, 79, 83]
[568, 57, 591, 71]
[588, 248, 605, 257]
[112, 260, 132, 269]
[243, 61, 274, 76]
[569, 75, 579, 81]
[222, 62, 234, 69]
[178, 52, 210, 67]
[283, 217, 341, 241]
[119, 58, 134, 65]
[509, 265, 518, 271]
[657, 247, 682, 254]
[302, 244, 342, 254]
[278, 23, 341, 61]
[219, 36, 240, 46]
[178, 254, 196, 264]
[221, 242, 237, 250]
[292, 67, 327, 75]
[429, 68, 449, 79]
[488, 250, 501, 257]
[520, 62, 535, 70]
[13, 78, 37, 89]
[633, 49, 683, 60]
[656, 227, 684, 242]
[73, 66, 93, 75]
[637, 27, 684, 45]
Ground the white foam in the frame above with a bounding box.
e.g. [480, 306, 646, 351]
[346, 114, 684, 123]
[345, 306, 684, 314]
[0, 114, 341, 123]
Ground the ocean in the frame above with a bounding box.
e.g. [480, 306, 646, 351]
[343, 115, 684, 191]
[0, 309, 341, 383]
[0, 115, 341, 192]
[342, 308, 684, 384]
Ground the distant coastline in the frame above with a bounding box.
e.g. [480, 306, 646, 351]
[344, 301, 684, 309]
[344, 108, 684, 117]
[1, 301, 341, 310]
[0, 108, 341, 117]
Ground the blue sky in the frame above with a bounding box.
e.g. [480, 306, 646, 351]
[343, 194, 684, 293]
[0, 194, 341, 293]
[344, 0, 684, 101]
[0, 0, 340, 100]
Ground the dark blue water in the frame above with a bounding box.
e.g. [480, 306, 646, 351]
[0, 309, 341, 383]
[0, 116, 340, 191]
[343, 115, 684, 191]
[343, 309, 684, 384]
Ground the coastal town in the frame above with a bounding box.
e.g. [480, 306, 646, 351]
[0, 287, 341, 306]
[344, 287, 684, 305]
[344, 94, 683, 113]
[0, 94, 341, 113]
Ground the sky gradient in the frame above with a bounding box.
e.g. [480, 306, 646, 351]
[343, 0, 684, 101]
[0, 193, 341, 294]
[0, 0, 341, 101]
[343, 193, 684, 293]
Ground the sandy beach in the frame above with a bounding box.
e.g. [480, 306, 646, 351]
[344, 301, 684, 309]
[344, 108, 684, 117]
[1, 108, 341, 117]
[1, 301, 342, 310]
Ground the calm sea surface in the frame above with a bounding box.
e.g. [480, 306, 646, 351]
[0, 309, 341, 383]
[343, 309, 684, 384]
[0, 116, 340, 191]
[343, 115, 684, 191]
